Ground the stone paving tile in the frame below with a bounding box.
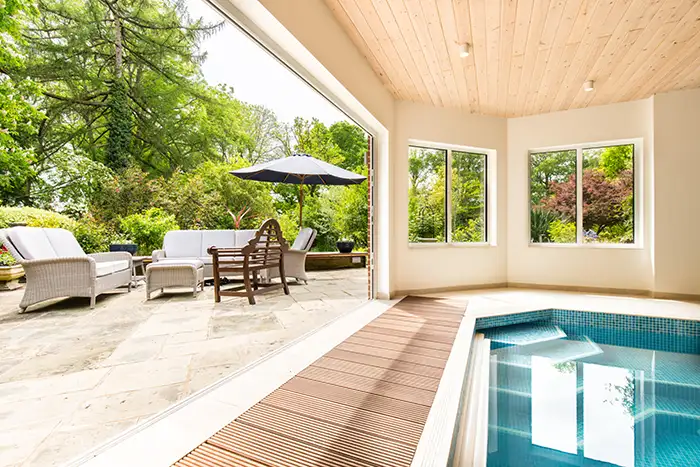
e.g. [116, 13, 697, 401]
[163, 330, 209, 346]
[99, 335, 167, 367]
[0, 420, 60, 466]
[93, 356, 191, 396]
[23, 418, 137, 467]
[0, 390, 92, 430]
[208, 312, 283, 338]
[0, 341, 120, 383]
[0, 368, 109, 403]
[70, 384, 184, 425]
[0, 268, 368, 466]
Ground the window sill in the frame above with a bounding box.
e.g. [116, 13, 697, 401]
[408, 242, 496, 249]
[528, 242, 643, 250]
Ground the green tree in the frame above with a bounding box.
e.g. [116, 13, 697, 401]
[408, 147, 445, 242]
[20, 0, 246, 177]
[329, 121, 367, 170]
[530, 150, 577, 205]
[0, 0, 45, 205]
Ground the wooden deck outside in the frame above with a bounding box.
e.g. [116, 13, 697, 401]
[173, 296, 466, 467]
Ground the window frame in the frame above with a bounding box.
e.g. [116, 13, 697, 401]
[408, 140, 495, 248]
[528, 138, 642, 249]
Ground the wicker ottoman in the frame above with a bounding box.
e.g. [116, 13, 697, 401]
[146, 260, 205, 300]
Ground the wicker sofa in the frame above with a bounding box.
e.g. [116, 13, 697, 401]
[0, 227, 132, 311]
[152, 229, 257, 278]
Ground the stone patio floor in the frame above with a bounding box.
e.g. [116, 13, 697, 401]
[0, 268, 368, 467]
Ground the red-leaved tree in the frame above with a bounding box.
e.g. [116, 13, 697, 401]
[542, 169, 632, 233]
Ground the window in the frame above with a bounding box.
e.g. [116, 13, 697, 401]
[530, 143, 636, 245]
[408, 144, 487, 244]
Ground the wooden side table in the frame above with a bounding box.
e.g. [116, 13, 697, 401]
[131, 256, 148, 285]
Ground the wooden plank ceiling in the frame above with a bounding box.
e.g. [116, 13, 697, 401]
[323, 0, 700, 117]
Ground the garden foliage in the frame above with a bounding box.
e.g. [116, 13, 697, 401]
[0, 0, 369, 254]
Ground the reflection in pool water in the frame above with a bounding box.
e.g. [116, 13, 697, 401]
[484, 323, 700, 467]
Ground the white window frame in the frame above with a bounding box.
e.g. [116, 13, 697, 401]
[528, 138, 643, 249]
[408, 139, 497, 248]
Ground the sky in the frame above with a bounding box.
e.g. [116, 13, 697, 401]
[184, 0, 348, 126]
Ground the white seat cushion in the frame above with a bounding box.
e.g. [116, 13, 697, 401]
[234, 230, 257, 247]
[148, 259, 204, 270]
[45, 228, 85, 258]
[292, 228, 314, 251]
[7, 227, 57, 260]
[163, 231, 203, 259]
[200, 231, 236, 257]
[96, 260, 129, 277]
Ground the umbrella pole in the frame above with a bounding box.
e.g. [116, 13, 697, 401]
[298, 182, 304, 227]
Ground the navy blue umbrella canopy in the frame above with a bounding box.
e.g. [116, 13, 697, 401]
[229, 153, 366, 185]
[230, 153, 366, 226]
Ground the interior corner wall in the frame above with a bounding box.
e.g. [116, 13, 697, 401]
[506, 99, 655, 291]
[392, 101, 508, 293]
[653, 88, 700, 295]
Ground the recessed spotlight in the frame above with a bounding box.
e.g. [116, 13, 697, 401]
[584, 80, 595, 92]
[459, 43, 471, 58]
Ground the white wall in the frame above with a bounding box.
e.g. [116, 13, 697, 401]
[392, 101, 508, 293]
[653, 88, 700, 295]
[507, 99, 655, 291]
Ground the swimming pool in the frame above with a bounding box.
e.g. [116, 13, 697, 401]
[476, 310, 700, 467]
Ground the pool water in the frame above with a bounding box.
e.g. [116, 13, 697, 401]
[479, 314, 700, 467]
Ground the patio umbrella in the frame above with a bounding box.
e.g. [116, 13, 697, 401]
[230, 153, 366, 226]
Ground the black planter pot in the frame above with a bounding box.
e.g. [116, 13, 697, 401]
[336, 240, 355, 253]
[109, 243, 138, 255]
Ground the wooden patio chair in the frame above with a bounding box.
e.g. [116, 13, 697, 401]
[208, 219, 290, 305]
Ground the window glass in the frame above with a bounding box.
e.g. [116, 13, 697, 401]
[408, 146, 446, 243]
[582, 145, 634, 243]
[530, 150, 577, 243]
[451, 151, 486, 242]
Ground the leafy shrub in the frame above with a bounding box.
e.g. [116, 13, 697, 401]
[333, 181, 368, 248]
[548, 220, 576, 243]
[0, 206, 76, 230]
[276, 212, 299, 246]
[530, 207, 558, 243]
[303, 194, 341, 251]
[120, 208, 179, 255]
[72, 215, 121, 253]
[0, 250, 17, 266]
[452, 218, 485, 243]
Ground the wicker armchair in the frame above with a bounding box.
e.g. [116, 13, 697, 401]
[266, 227, 317, 284]
[0, 227, 132, 311]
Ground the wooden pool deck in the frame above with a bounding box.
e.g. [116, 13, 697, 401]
[173, 295, 467, 467]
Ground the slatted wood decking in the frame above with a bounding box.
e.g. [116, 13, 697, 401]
[174, 295, 467, 467]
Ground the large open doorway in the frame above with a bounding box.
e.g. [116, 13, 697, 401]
[0, 0, 373, 465]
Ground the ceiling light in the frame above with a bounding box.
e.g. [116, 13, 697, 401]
[583, 80, 595, 92]
[459, 43, 470, 58]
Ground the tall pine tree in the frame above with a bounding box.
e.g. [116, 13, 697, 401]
[21, 0, 232, 175]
